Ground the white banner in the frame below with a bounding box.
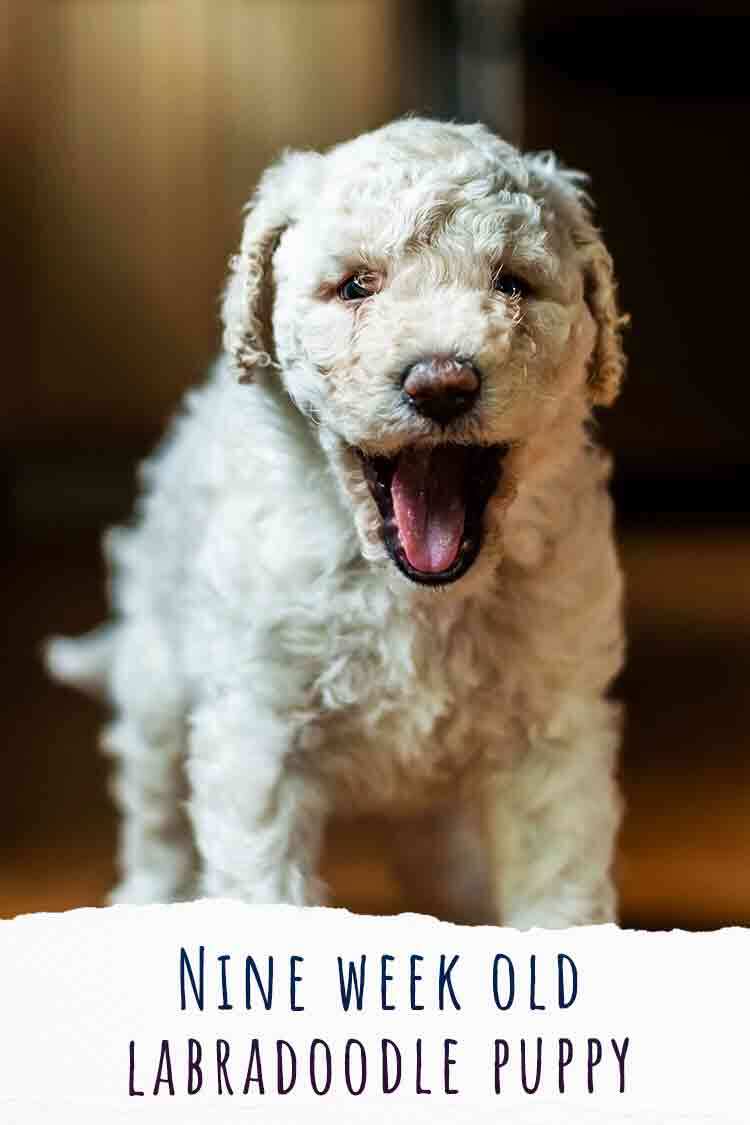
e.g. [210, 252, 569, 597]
[0, 902, 746, 1123]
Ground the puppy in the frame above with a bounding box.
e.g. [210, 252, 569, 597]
[47, 118, 627, 927]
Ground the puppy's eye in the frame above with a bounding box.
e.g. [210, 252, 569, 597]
[339, 275, 375, 302]
[493, 271, 532, 300]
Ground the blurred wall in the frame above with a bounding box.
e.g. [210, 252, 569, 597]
[522, 1, 750, 491]
[6, 0, 406, 454]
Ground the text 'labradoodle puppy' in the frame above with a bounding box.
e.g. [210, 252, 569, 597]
[48, 118, 628, 928]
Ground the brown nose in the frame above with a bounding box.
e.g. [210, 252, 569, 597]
[402, 356, 481, 424]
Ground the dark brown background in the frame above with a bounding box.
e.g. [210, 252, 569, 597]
[3, 0, 748, 927]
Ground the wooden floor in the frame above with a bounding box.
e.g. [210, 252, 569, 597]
[2, 529, 749, 928]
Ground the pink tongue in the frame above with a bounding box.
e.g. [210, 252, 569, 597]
[391, 446, 466, 574]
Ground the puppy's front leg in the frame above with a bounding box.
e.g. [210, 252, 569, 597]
[187, 693, 326, 905]
[487, 697, 623, 928]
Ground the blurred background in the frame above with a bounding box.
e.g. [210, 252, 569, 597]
[3, 0, 748, 927]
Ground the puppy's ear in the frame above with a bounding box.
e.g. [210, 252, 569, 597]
[523, 152, 627, 407]
[578, 236, 627, 406]
[222, 150, 320, 383]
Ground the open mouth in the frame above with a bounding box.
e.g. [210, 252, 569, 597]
[358, 443, 508, 586]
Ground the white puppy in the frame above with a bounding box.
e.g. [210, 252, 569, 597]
[48, 118, 627, 927]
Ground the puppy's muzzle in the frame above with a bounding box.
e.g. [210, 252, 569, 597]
[402, 355, 480, 425]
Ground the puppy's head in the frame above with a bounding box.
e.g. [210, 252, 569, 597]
[222, 119, 626, 589]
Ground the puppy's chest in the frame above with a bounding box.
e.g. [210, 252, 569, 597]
[295, 597, 519, 811]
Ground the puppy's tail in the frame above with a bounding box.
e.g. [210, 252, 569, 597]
[44, 624, 115, 700]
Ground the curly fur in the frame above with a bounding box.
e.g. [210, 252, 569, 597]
[46, 118, 627, 926]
